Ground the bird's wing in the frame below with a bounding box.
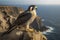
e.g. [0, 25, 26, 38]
[1, 11, 32, 36]
[14, 11, 32, 25]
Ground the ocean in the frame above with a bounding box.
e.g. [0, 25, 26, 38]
[17, 5, 60, 40]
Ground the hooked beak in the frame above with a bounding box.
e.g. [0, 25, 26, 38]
[35, 6, 37, 10]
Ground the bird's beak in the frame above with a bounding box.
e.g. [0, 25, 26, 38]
[35, 6, 37, 10]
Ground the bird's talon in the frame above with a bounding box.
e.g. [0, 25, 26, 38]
[26, 28, 34, 32]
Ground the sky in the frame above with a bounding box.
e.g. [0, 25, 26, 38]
[0, 0, 60, 5]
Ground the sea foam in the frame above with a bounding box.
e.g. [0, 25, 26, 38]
[42, 26, 54, 35]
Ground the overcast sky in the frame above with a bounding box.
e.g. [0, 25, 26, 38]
[0, 0, 60, 5]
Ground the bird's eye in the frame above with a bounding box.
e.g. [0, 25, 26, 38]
[30, 7, 33, 10]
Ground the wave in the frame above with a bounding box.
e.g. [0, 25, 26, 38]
[42, 26, 54, 35]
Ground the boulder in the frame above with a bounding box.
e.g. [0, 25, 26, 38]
[0, 6, 47, 40]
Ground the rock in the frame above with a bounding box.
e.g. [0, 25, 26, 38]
[0, 6, 47, 40]
[31, 16, 49, 32]
[0, 6, 24, 32]
[0, 27, 47, 40]
[0, 6, 24, 24]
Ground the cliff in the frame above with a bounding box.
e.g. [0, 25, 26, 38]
[0, 6, 47, 40]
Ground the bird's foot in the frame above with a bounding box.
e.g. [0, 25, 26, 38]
[26, 28, 34, 32]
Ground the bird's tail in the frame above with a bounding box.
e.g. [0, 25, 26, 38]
[1, 24, 17, 37]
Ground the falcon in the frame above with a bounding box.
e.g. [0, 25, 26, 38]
[1, 5, 37, 36]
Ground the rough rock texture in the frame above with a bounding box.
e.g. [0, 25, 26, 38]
[0, 6, 47, 40]
[0, 6, 24, 32]
[31, 16, 49, 32]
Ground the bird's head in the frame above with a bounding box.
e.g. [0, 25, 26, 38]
[28, 5, 37, 11]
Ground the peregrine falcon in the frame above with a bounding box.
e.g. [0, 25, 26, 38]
[1, 5, 37, 36]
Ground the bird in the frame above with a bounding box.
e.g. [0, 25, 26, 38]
[1, 5, 37, 36]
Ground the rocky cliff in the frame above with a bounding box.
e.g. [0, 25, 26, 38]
[0, 6, 47, 40]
